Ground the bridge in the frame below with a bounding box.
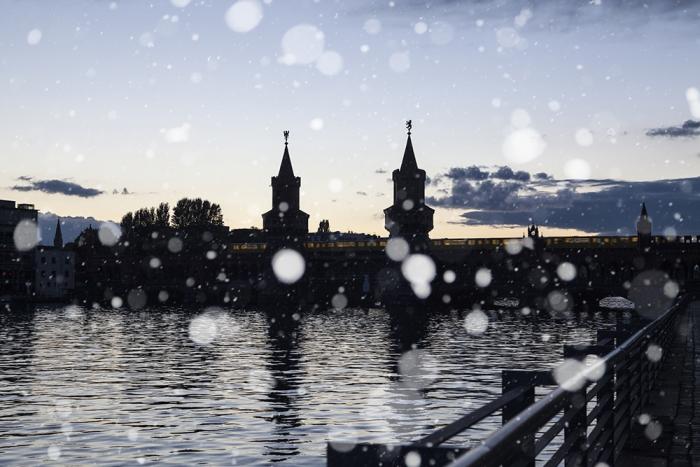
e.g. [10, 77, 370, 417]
[69, 127, 700, 312]
[327, 296, 700, 466]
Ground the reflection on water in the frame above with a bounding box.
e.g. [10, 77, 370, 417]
[0, 305, 618, 465]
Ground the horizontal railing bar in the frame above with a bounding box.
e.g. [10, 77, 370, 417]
[542, 431, 577, 467]
[587, 421, 612, 464]
[534, 405, 578, 455]
[587, 410, 612, 449]
[447, 388, 570, 467]
[613, 402, 630, 430]
[587, 393, 613, 424]
[614, 430, 630, 459]
[413, 386, 528, 447]
[586, 374, 612, 402]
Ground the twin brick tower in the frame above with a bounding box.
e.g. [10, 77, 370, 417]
[262, 121, 434, 251]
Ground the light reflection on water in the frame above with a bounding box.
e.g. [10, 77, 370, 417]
[0, 305, 619, 465]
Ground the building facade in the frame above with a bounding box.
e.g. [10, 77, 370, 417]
[0, 200, 38, 297]
[33, 219, 75, 300]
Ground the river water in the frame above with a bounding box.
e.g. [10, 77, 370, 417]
[0, 305, 620, 465]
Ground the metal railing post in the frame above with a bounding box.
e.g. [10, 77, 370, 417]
[564, 388, 588, 467]
[501, 370, 537, 467]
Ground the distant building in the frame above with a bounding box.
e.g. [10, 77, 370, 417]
[33, 219, 75, 300]
[261, 131, 309, 243]
[307, 220, 379, 242]
[637, 202, 652, 249]
[0, 200, 38, 297]
[383, 121, 434, 250]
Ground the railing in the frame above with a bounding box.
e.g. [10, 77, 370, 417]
[445, 299, 684, 467]
[327, 298, 685, 467]
[230, 236, 700, 252]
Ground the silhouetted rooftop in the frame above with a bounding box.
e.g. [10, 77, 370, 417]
[277, 145, 296, 179]
[399, 135, 418, 173]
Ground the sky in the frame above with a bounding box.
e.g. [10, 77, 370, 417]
[1, 0, 700, 239]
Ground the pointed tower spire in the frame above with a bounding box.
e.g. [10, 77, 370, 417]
[637, 201, 652, 249]
[53, 218, 63, 248]
[278, 130, 295, 179]
[400, 120, 418, 173]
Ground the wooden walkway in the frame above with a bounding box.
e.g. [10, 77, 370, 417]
[619, 301, 700, 467]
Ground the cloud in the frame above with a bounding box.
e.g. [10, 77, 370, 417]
[350, 0, 700, 34]
[163, 123, 191, 143]
[356, 191, 368, 196]
[375, 168, 388, 174]
[428, 165, 700, 234]
[646, 120, 700, 138]
[12, 177, 104, 198]
[112, 187, 132, 195]
[356, 0, 700, 18]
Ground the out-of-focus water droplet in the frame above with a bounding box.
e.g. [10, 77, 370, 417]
[502, 128, 546, 164]
[189, 314, 218, 345]
[168, 237, 183, 253]
[464, 309, 488, 335]
[405, 450, 421, 467]
[385, 237, 409, 262]
[27, 29, 42, 45]
[645, 344, 662, 362]
[556, 262, 577, 281]
[98, 222, 121, 246]
[331, 293, 348, 310]
[272, 249, 305, 284]
[552, 358, 586, 391]
[475, 268, 492, 288]
[316, 51, 343, 76]
[281, 24, 324, 65]
[225, 0, 263, 33]
[13, 219, 40, 251]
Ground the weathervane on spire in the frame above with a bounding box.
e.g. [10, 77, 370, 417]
[283, 130, 290, 145]
[405, 120, 412, 136]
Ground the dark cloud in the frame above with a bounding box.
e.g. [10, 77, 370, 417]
[352, 0, 700, 28]
[646, 120, 700, 138]
[112, 187, 131, 195]
[356, 191, 368, 196]
[12, 177, 104, 198]
[492, 166, 530, 182]
[445, 166, 489, 181]
[429, 166, 700, 234]
[434, 165, 534, 185]
[375, 168, 388, 174]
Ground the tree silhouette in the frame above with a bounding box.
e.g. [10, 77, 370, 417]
[171, 198, 223, 229]
[155, 202, 170, 227]
[121, 202, 171, 231]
